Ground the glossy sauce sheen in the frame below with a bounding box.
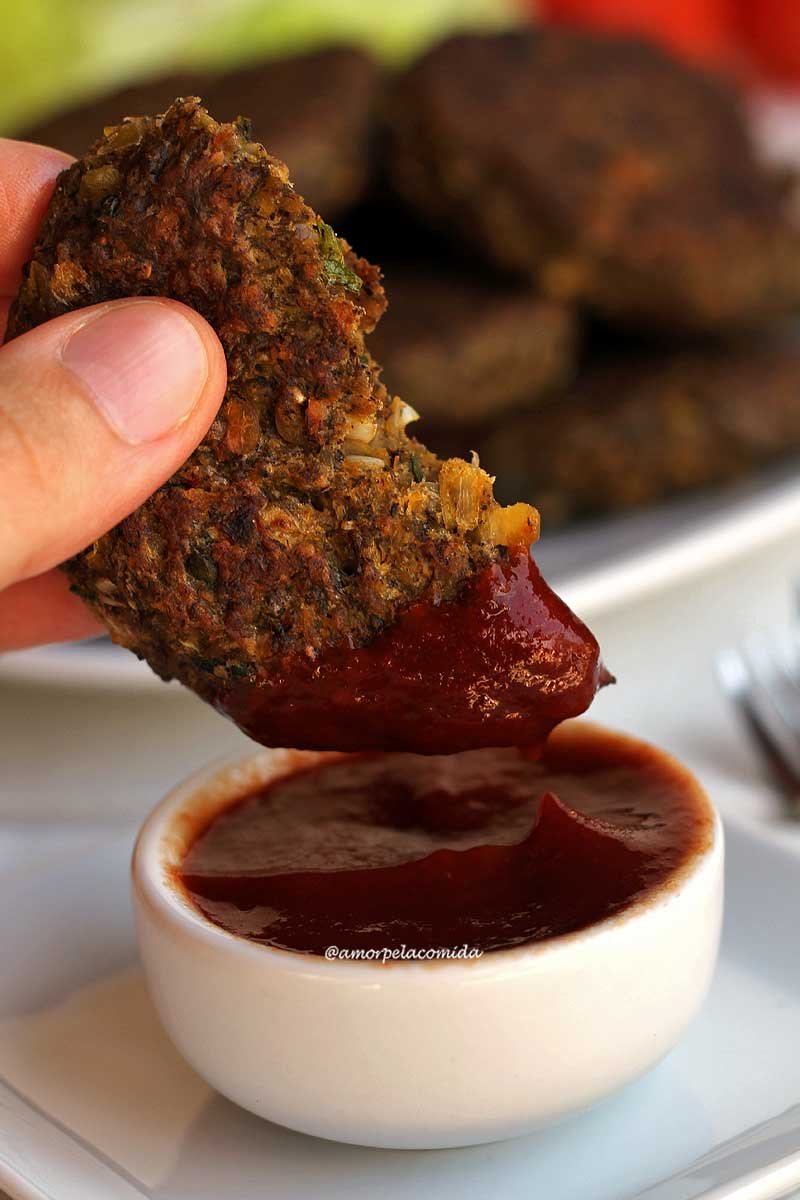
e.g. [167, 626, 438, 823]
[216, 549, 610, 754]
[180, 728, 712, 956]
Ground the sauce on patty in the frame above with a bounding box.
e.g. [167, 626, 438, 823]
[217, 547, 610, 755]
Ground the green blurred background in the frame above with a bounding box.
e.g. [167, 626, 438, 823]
[0, 0, 518, 135]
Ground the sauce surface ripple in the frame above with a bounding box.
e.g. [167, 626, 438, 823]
[180, 728, 712, 956]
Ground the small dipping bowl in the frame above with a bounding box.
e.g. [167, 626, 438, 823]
[132, 724, 724, 1149]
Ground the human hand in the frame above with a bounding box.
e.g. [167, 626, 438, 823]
[0, 139, 227, 651]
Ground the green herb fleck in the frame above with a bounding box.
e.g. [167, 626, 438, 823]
[325, 259, 363, 292]
[410, 454, 423, 483]
[316, 220, 362, 293]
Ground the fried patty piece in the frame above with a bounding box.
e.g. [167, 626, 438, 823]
[21, 47, 379, 218]
[367, 264, 577, 423]
[482, 337, 800, 525]
[6, 97, 540, 706]
[387, 29, 800, 334]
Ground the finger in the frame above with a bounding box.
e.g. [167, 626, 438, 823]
[0, 296, 227, 588]
[0, 569, 103, 651]
[0, 139, 73, 296]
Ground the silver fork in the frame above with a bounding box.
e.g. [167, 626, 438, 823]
[716, 622, 800, 821]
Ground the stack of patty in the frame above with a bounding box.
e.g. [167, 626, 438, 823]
[18, 28, 800, 526]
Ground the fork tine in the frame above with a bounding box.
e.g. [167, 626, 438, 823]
[744, 631, 800, 740]
[784, 623, 800, 687]
[716, 645, 800, 820]
[745, 641, 800, 783]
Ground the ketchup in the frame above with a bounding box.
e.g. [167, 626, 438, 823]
[216, 548, 610, 754]
[180, 725, 712, 957]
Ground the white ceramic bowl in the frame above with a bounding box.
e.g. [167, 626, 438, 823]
[132, 726, 724, 1149]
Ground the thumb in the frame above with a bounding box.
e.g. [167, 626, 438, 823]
[0, 298, 226, 589]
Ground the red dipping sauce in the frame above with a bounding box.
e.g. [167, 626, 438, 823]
[180, 725, 712, 957]
[216, 548, 610, 754]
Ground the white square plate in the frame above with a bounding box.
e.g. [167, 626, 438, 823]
[1, 795, 800, 1200]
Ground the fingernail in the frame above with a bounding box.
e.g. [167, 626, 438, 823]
[62, 300, 209, 445]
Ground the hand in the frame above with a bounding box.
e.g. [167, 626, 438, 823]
[0, 139, 227, 652]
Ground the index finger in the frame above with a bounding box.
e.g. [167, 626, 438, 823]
[0, 139, 73, 297]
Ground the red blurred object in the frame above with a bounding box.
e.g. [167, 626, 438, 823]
[538, 0, 737, 66]
[736, 1, 800, 84]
